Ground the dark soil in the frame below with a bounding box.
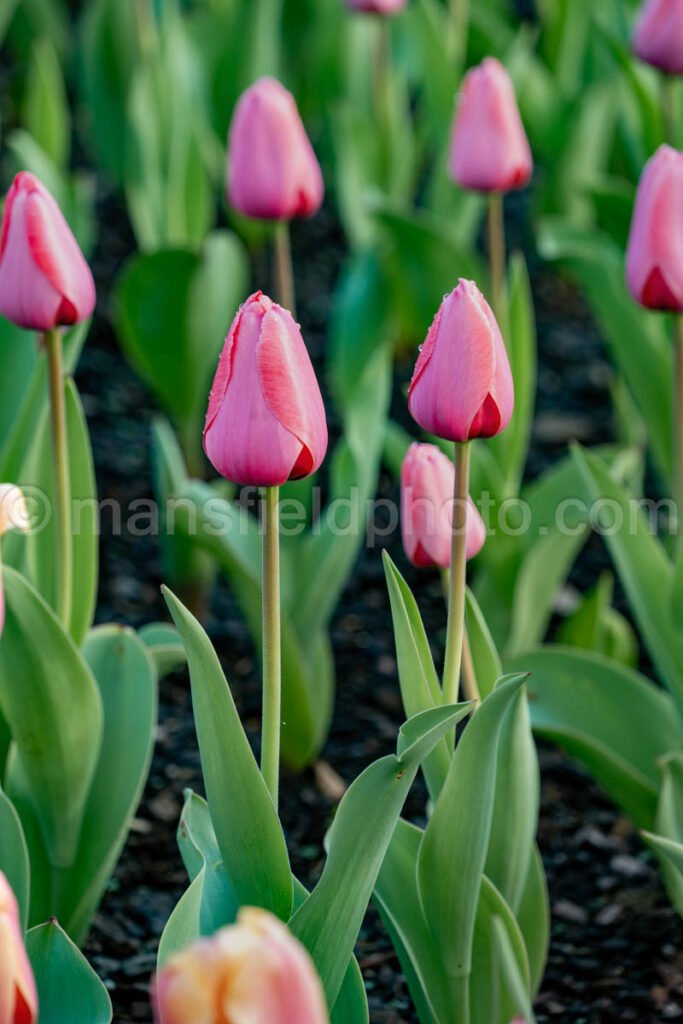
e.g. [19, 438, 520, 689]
[73, 187, 683, 1024]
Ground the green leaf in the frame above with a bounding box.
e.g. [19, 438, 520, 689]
[572, 445, 683, 710]
[508, 646, 683, 830]
[24, 36, 69, 169]
[491, 914, 535, 1023]
[289, 703, 471, 1008]
[417, 676, 526, 990]
[383, 552, 450, 803]
[60, 626, 157, 943]
[0, 568, 102, 868]
[651, 754, 683, 915]
[557, 572, 638, 668]
[465, 588, 502, 701]
[26, 920, 112, 1024]
[0, 785, 30, 930]
[471, 879, 532, 1024]
[164, 586, 293, 921]
[642, 830, 683, 911]
[139, 622, 187, 678]
[0, 318, 38, 451]
[516, 846, 550, 997]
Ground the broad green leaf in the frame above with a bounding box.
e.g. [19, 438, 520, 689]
[0, 319, 37, 450]
[139, 622, 187, 678]
[492, 915, 536, 1023]
[61, 626, 157, 943]
[465, 588, 502, 701]
[0, 785, 30, 929]
[509, 646, 683, 830]
[0, 568, 102, 868]
[653, 754, 683, 916]
[27, 920, 112, 1024]
[516, 846, 550, 997]
[471, 878, 532, 1024]
[158, 872, 207, 968]
[289, 703, 471, 1008]
[330, 954, 369, 1024]
[383, 552, 450, 802]
[418, 676, 526, 991]
[24, 36, 69, 168]
[642, 830, 683, 912]
[177, 790, 238, 931]
[557, 573, 638, 668]
[573, 446, 683, 710]
[164, 587, 293, 921]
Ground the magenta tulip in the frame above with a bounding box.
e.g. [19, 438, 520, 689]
[0, 872, 37, 1024]
[227, 78, 324, 221]
[0, 172, 95, 331]
[408, 280, 514, 443]
[633, 0, 683, 75]
[449, 58, 532, 193]
[401, 443, 486, 568]
[153, 908, 329, 1024]
[204, 292, 327, 486]
[347, 0, 407, 13]
[626, 145, 683, 311]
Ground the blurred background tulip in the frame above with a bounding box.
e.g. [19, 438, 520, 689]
[633, 0, 683, 75]
[346, 0, 408, 14]
[0, 872, 37, 1024]
[626, 145, 683, 311]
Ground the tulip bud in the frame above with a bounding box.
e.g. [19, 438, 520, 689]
[408, 280, 514, 443]
[626, 145, 683, 311]
[449, 57, 533, 193]
[633, 0, 683, 75]
[152, 908, 329, 1024]
[401, 443, 486, 568]
[347, 0, 407, 13]
[0, 872, 38, 1024]
[204, 292, 328, 486]
[227, 78, 324, 221]
[0, 172, 95, 332]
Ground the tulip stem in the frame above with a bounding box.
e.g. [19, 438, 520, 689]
[261, 485, 281, 808]
[45, 327, 72, 627]
[674, 316, 683, 539]
[442, 442, 471, 709]
[487, 191, 508, 338]
[440, 569, 481, 710]
[274, 221, 296, 315]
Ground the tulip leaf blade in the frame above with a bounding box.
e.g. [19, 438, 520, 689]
[164, 586, 293, 922]
[516, 845, 550, 997]
[26, 919, 112, 1024]
[0, 784, 30, 930]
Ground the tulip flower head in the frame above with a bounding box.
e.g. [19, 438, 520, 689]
[633, 0, 683, 75]
[449, 57, 533, 193]
[0, 172, 95, 332]
[204, 292, 328, 486]
[0, 485, 30, 640]
[401, 443, 486, 568]
[626, 145, 683, 311]
[153, 907, 329, 1024]
[0, 872, 38, 1024]
[346, 0, 407, 13]
[408, 280, 514, 443]
[227, 78, 324, 221]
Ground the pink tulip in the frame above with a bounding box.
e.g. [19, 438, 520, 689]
[227, 78, 324, 221]
[204, 292, 327, 486]
[401, 443, 486, 568]
[0, 485, 29, 640]
[408, 280, 514, 443]
[347, 0, 407, 13]
[0, 172, 95, 331]
[633, 0, 683, 75]
[152, 908, 329, 1024]
[449, 58, 532, 193]
[626, 145, 683, 311]
[0, 872, 38, 1024]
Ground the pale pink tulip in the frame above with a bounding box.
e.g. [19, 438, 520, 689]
[0, 172, 95, 331]
[634, 0, 683, 75]
[347, 0, 407, 13]
[626, 145, 683, 311]
[0, 872, 38, 1024]
[227, 78, 324, 221]
[204, 292, 327, 486]
[408, 280, 514, 443]
[401, 443, 486, 568]
[449, 58, 532, 193]
[152, 908, 329, 1024]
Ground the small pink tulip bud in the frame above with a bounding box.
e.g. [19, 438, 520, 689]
[408, 280, 514, 443]
[449, 58, 533, 193]
[152, 908, 329, 1024]
[347, 0, 407, 13]
[227, 78, 324, 221]
[0, 172, 95, 331]
[0, 485, 30, 640]
[0, 872, 38, 1024]
[204, 292, 328, 486]
[626, 145, 683, 311]
[401, 443, 486, 568]
[633, 0, 683, 75]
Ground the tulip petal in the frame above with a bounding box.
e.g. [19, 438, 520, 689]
[626, 145, 683, 312]
[634, 0, 683, 75]
[0, 189, 63, 331]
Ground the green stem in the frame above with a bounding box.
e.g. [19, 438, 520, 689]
[45, 327, 72, 626]
[487, 191, 508, 337]
[442, 442, 471, 708]
[261, 486, 281, 807]
[674, 316, 683, 535]
[274, 221, 295, 315]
